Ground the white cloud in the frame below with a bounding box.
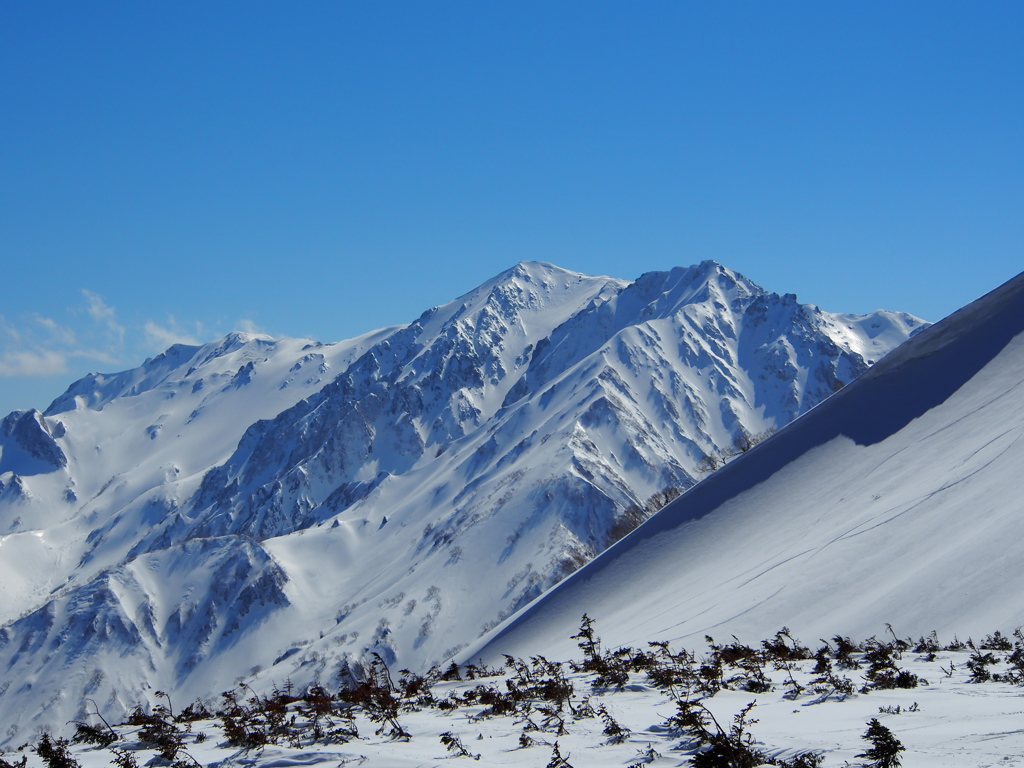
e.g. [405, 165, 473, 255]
[0, 292, 227, 383]
[234, 318, 267, 336]
[0, 293, 133, 379]
[144, 319, 202, 350]
[34, 315, 77, 346]
[0, 349, 69, 377]
[81, 289, 125, 345]
[0, 315, 23, 345]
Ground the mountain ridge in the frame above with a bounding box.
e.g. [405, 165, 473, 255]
[0, 260, 926, 742]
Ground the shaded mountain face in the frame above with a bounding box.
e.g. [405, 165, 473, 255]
[464, 269, 1024, 670]
[0, 260, 925, 741]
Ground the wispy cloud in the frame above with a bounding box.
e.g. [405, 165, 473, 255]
[234, 318, 266, 336]
[0, 315, 23, 346]
[0, 293, 274, 383]
[144, 318, 203, 350]
[0, 349, 69, 377]
[33, 314, 77, 346]
[81, 289, 125, 346]
[0, 292, 166, 380]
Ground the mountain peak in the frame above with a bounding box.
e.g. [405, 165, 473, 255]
[412, 262, 627, 348]
[479, 260, 608, 296]
[631, 261, 755, 310]
[503, 259, 563, 279]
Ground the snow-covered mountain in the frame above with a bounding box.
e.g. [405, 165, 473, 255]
[0, 261, 925, 742]
[465, 268, 1024, 668]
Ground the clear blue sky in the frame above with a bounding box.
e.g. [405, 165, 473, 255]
[1, 2, 1021, 416]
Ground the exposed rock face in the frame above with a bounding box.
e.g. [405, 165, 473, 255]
[0, 409, 67, 473]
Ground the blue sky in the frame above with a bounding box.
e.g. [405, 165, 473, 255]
[1, 2, 1021, 416]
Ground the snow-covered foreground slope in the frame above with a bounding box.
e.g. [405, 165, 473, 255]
[0, 261, 925, 742]
[466, 269, 1024, 668]
[39, 632, 1024, 768]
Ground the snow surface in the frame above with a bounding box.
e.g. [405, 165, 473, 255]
[0, 261, 925, 743]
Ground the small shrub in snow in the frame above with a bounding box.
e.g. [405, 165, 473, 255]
[597, 705, 630, 744]
[33, 734, 79, 768]
[439, 731, 480, 760]
[966, 645, 999, 683]
[860, 638, 921, 691]
[545, 741, 574, 768]
[980, 630, 1014, 651]
[912, 630, 941, 657]
[856, 718, 904, 768]
[70, 721, 117, 748]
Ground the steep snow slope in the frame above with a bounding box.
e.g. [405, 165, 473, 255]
[0, 261, 924, 742]
[465, 269, 1024, 667]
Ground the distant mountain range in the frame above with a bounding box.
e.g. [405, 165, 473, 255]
[0, 260, 926, 741]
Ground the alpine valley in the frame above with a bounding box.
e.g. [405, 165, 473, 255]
[0, 261, 927, 742]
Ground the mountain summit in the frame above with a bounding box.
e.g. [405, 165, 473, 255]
[0, 261, 925, 741]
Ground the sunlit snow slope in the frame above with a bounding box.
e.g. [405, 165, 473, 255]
[466, 269, 1024, 667]
[0, 261, 924, 742]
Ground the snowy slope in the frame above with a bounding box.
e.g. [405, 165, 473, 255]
[53, 641, 1024, 768]
[0, 261, 924, 742]
[465, 269, 1024, 668]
